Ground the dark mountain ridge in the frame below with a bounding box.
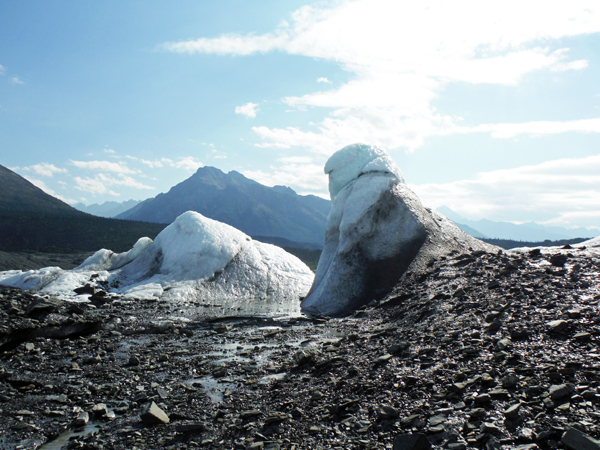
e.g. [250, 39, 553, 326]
[0, 165, 82, 216]
[0, 165, 165, 253]
[117, 166, 331, 247]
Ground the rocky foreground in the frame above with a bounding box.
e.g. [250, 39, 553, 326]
[1, 246, 600, 450]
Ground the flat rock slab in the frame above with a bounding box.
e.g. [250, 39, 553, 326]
[562, 426, 600, 450]
[140, 401, 170, 424]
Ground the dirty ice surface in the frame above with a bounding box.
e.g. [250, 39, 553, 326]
[0, 212, 314, 317]
[302, 143, 490, 316]
[303, 143, 408, 315]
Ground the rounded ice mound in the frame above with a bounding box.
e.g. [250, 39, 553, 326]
[152, 211, 247, 280]
[324, 143, 404, 201]
[114, 212, 315, 310]
[1, 211, 315, 316]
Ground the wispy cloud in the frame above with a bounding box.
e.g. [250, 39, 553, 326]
[317, 77, 331, 84]
[441, 118, 600, 139]
[235, 102, 259, 118]
[244, 163, 327, 195]
[126, 155, 174, 168]
[70, 160, 137, 174]
[0, 65, 5, 75]
[411, 154, 600, 228]
[242, 155, 327, 196]
[10, 76, 24, 85]
[73, 177, 120, 196]
[161, 0, 600, 153]
[73, 173, 154, 196]
[160, 31, 287, 55]
[171, 156, 203, 171]
[212, 149, 227, 159]
[23, 162, 68, 177]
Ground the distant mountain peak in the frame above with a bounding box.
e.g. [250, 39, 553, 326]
[117, 166, 331, 247]
[271, 185, 297, 196]
[73, 199, 141, 218]
[436, 205, 598, 241]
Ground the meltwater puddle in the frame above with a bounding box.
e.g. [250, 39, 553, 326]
[39, 422, 100, 450]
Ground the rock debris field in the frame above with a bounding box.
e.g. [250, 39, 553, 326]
[1, 246, 600, 450]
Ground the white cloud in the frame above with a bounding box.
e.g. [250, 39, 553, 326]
[278, 155, 314, 164]
[160, 31, 287, 55]
[104, 148, 115, 154]
[125, 155, 172, 168]
[0, 65, 4, 75]
[74, 177, 120, 196]
[10, 76, 23, 85]
[171, 156, 203, 171]
[317, 77, 331, 84]
[243, 162, 327, 195]
[73, 173, 154, 195]
[70, 160, 137, 174]
[442, 118, 600, 139]
[235, 102, 259, 118]
[24, 176, 76, 203]
[411, 154, 600, 228]
[23, 162, 68, 177]
[126, 155, 202, 170]
[161, 0, 600, 152]
[212, 149, 227, 159]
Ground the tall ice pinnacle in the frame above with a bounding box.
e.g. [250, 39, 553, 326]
[301, 143, 492, 316]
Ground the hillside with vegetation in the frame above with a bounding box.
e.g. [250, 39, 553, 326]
[0, 165, 165, 253]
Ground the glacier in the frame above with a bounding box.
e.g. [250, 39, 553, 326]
[0, 211, 314, 316]
[302, 143, 491, 317]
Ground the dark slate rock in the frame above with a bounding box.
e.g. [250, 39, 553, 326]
[393, 433, 432, 450]
[561, 426, 600, 450]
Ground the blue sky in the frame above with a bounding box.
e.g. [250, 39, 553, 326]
[1, 1, 599, 230]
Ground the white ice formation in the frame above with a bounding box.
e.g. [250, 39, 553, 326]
[0, 211, 314, 316]
[581, 236, 600, 249]
[301, 143, 491, 317]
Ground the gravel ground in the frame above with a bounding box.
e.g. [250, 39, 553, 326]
[1, 246, 600, 449]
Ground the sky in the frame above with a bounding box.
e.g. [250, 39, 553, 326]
[1, 0, 599, 230]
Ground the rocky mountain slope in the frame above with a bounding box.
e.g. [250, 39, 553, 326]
[116, 166, 331, 247]
[1, 243, 599, 449]
[0, 164, 81, 216]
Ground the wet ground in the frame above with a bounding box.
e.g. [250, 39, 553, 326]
[1, 245, 600, 449]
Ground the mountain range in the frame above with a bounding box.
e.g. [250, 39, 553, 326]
[73, 200, 141, 218]
[0, 165, 165, 253]
[116, 166, 331, 247]
[437, 206, 599, 241]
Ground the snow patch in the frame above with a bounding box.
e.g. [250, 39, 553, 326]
[581, 236, 600, 248]
[78, 237, 153, 271]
